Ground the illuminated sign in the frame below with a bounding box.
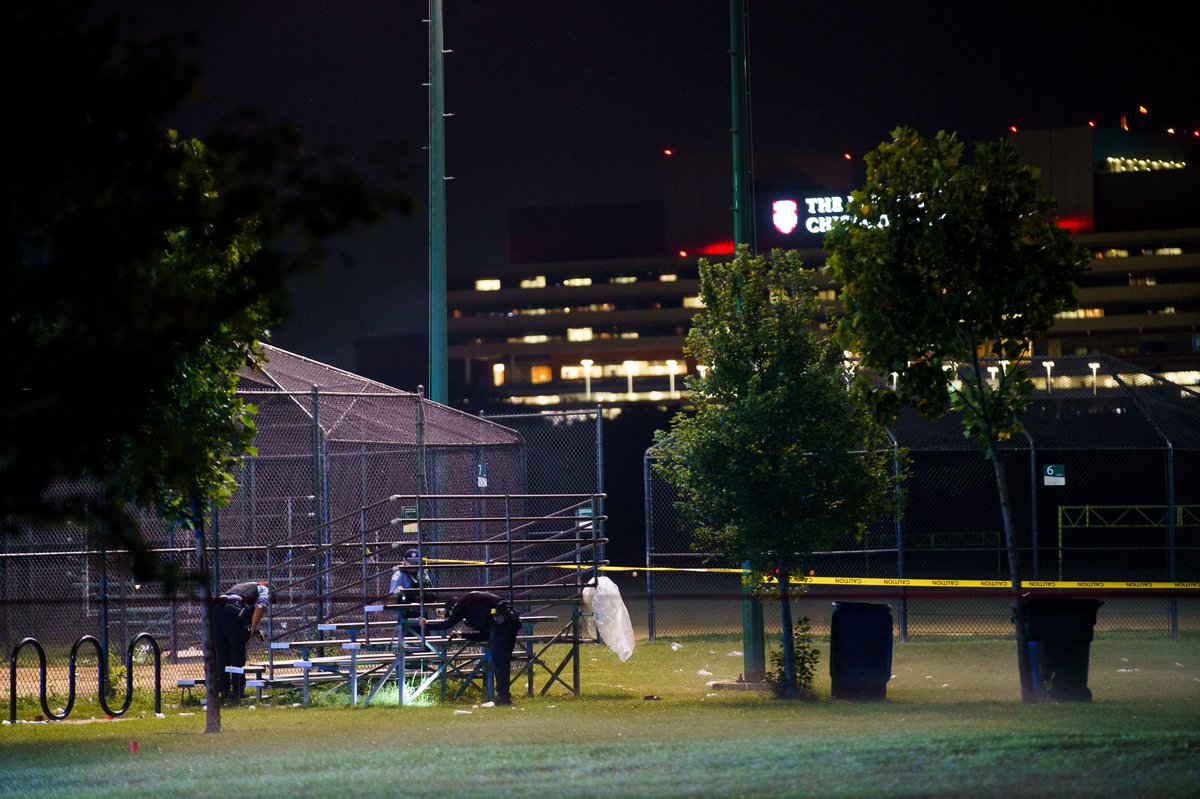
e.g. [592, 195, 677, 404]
[767, 195, 853, 237]
[803, 195, 852, 234]
[771, 200, 799, 234]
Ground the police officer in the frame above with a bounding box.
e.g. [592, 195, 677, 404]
[212, 581, 269, 705]
[388, 548, 433, 609]
[419, 591, 521, 705]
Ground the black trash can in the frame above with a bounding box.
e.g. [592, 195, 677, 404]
[1021, 595, 1104, 702]
[829, 601, 893, 701]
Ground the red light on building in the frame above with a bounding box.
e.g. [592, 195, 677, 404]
[1087, 121, 1096, 128]
[700, 241, 736, 256]
[1055, 216, 1093, 235]
[843, 152, 852, 160]
[663, 149, 674, 156]
[1009, 125, 1019, 134]
[678, 250, 688, 258]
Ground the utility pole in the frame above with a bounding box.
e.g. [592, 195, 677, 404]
[427, 0, 449, 405]
[730, 0, 765, 683]
[729, 0, 754, 253]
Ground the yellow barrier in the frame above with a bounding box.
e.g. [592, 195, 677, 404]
[420, 558, 1199, 591]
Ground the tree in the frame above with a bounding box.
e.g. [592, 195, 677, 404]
[1, 1, 411, 573]
[2, 2, 412, 732]
[825, 128, 1089, 703]
[654, 247, 894, 698]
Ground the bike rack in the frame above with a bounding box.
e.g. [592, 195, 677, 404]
[8, 633, 162, 723]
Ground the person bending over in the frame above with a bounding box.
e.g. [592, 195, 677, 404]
[212, 581, 268, 704]
[419, 591, 521, 705]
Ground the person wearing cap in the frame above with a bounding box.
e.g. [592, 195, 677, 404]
[389, 548, 433, 615]
[211, 581, 269, 705]
[419, 591, 521, 705]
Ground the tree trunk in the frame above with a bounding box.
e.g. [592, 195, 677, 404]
[778, 566, 796, 699]
[191, 486, 221, 733]
[989, 445, 1036, 704]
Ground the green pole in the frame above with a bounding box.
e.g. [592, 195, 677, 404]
[729, 0, 753, 252]
[731, 0, 765, 682]
[742, 561, 765, 682]
[428, 0, 449, 405]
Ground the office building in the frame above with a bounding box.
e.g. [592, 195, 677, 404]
[356, 127, 1200, 410]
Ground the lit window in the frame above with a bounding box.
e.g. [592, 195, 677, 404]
[475, 278, 502, 291]
[610, 276, 637, 284]
[817, 289, 838, 301]
[563, 277, 593, 287]
[567, 327, 594, 342]
[520, 275, 547, 289]
[618, 332, 640, 339]
[1153, 247, 1182, 256]
[1097, 249, 1129, 259]
[520, 335, 549, 344]
[1104, 156, 1187, 173]
[659, 274, 678, 282]
[683, 296, 705, 309]
[530, 365, 552, 384]
[1129, 276, 1157, 286]
[1055, 308, 1105, 320]
[492, 363, 505, 387]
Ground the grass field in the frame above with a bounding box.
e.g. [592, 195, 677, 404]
[2, 635, 1198, 798]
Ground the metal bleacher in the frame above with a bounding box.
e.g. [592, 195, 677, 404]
[196, 492, 607, 706]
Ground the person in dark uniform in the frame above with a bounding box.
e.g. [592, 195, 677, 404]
[211, 581, 269, 705]
[389, 548, 434, 614]
[419, 591, 521, 705]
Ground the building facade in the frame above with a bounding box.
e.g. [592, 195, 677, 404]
[357, 127, 1200, 410]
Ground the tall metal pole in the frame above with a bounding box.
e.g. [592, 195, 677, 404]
[731, 0, 764, 682]
[428, 0, 449, 405]
[729, 0, 754, 252]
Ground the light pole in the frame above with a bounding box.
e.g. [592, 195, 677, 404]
[1088, 361, 1101, 396]
[1043, 360, 1055, 395]
[666, 359, 678, 397]
[987, 365, 999, 387]
[623, 360, 637, 398]
[580, 358, 594, 400]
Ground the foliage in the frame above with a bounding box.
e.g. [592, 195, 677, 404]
[824, 128, 1090, 703]
[824, 128, 1088, 445]
[653, 247, 894, 578]
[0, 1, 412, 583]
[767, 616, 819, 700]
[654, 246, 894, 697]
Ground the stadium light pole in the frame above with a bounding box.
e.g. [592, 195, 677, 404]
[427, 0, 449, 405]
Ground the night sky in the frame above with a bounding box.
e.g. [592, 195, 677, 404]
[108, 0, 1196, 371]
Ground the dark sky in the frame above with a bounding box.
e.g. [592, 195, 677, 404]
[109, 1, 1196, 372]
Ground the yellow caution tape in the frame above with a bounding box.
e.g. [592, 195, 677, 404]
[418, 558, 1198, 591]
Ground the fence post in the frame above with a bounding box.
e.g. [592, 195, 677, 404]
[742, 560, 765, 682]
[643, 448, 656, 643]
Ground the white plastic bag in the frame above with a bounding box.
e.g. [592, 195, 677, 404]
[581, 575, 635, 662]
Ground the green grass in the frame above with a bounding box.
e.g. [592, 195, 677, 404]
[3, 636, 1199, 798]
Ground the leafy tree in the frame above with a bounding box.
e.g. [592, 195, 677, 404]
[1, 1, 411, 572]
[2, 2, 412, 732]
[654, 247, 894, 698]
[825, 128, 1089, 703]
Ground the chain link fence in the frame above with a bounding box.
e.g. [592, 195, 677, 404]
[643, 356, 1200, 641]
[2, 351, 603, 711]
